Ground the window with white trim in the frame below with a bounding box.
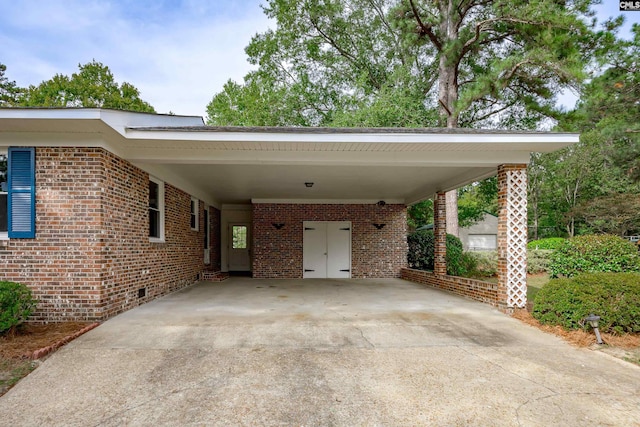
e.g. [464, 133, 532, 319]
[149, 176, 165, 241]
[190, 197, 199, 231]
[0, 151, 7, 240]
[1, 148, 36, 239]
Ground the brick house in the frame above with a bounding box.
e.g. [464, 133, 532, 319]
[0, 108, 578, 321]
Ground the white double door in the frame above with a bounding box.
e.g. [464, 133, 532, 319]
[303, 221, 351, 278]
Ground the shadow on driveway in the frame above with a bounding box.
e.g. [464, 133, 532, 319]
[1, 278, 639, 426]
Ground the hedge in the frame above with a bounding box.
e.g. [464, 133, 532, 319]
[527, 237, 566, 250]
[549, 234, 640, 278]
[407, 230, 474, 276]
[532, 272, 640, 334]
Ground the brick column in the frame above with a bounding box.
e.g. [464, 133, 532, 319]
[497, 164, 528, 309]
[433, 192, 447, 276]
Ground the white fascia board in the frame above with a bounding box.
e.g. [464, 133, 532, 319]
[124, 128, 579, 145]
[0, 132, 131, 159]
[0, 108, 202, 126]
[126, 148, 533, 167]
[251, 198, 405, 205]
[0, 108, 203, 138]
[100, 110, 203, 137]
[0, 108, 103, 120]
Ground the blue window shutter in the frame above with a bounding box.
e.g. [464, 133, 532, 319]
[8, 147, 36, 238]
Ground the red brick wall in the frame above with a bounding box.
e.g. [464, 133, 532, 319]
[252, 203, 408, 279]
[99, 150, 212, 319]
[1, 148, 105, 321]
[400, 268, 499, 306]
[0, 147, 219, 322]
[433, 192, 447, 275]
[210, 207, 221, 271]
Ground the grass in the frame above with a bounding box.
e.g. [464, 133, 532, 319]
[0, 322, 91, 397]
[0, 358, 37, 395]
[526, 273, 550, 301]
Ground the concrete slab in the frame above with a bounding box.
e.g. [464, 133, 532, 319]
[1, 278, 639, 426]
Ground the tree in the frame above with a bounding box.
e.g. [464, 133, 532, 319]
[0, 63, 13, 188]
[457, 177, 498, 227]
[0, 63, 19, 107]
[530, 24, 640, 238]
[571, 194, 640, 236]
[407, 199, 434, 231]
[566, 23, 640, 182]
[18, 60, 155, 112]
[208, 0, 601, 235]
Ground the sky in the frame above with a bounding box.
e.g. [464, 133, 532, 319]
[0, 0, 638, 119]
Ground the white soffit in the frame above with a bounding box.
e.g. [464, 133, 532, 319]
[0, 109, 580, 205]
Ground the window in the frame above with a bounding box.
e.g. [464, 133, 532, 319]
[0, 152, 6, 239]
[232, 225, 247, 249]
[2, 148, 35, 239]
[149, 177, 165, 241]
[190, 197, 199, 231]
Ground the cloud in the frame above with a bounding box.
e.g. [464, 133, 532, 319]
[0, 0, 272, 117]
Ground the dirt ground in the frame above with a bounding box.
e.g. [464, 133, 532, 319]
[513, 309, 640, 365]
[0, 322, 90, 396]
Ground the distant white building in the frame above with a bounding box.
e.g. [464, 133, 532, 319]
[459, 213, 498, 251]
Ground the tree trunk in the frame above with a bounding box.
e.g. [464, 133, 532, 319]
[438, 1, 460, 237]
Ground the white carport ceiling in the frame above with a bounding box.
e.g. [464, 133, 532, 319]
[0, 109, 580, 206]
[159, 163, 492, 205]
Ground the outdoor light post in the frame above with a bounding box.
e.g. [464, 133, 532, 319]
[585, 314, 603, 345]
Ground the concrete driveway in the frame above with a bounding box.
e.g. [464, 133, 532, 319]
[1, 278, 639, 426]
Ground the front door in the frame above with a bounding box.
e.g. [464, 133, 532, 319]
[303, 221, 351, 278]
[229, 223, 251, 271]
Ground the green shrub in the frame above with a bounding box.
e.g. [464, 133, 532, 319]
[549, 234, 640, 278]
[0, 281, 37, 334]
[464, 250, 551, 276]
[527, 238, 566, 250]
[532, 273, 640, 334]
[407, 230, 470, 276]
[466, 251, 497, 277]
[528, 249, 552, 274]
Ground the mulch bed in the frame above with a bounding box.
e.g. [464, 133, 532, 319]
[1, 322, 99, 360]
[512, 309, 640, 349]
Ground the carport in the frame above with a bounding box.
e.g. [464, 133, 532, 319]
[0, 109, 579, 320]
[123, 123, 578, 309]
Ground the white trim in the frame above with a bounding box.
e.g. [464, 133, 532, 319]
[190, 197, 199, 231]
[251, 198, 405, 205]
[203, 205, 211, 265]
[0, 148, 6, 240]
[124, 128, 580, 145]
[149, 176, 165, 243]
